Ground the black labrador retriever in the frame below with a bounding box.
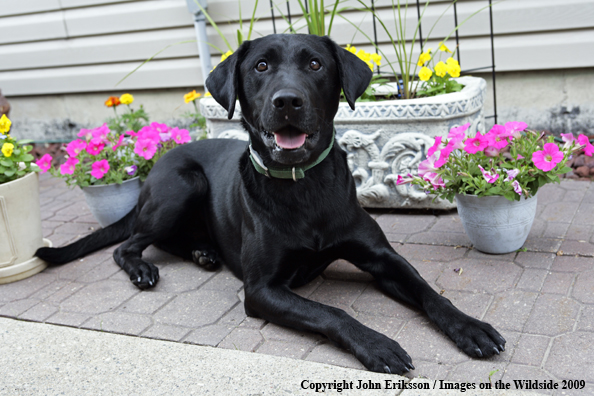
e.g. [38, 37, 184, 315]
[37, 34, 505, 374]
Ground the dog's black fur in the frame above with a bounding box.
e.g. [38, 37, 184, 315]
[36, 34, 505, 374]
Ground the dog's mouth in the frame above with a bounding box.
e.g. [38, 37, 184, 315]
[263, 126, 313, 151]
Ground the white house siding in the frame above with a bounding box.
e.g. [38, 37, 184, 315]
[0, 0, 593, 140]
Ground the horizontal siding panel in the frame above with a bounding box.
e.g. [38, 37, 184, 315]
[0, 58, 215, 96]
[0, 0, 61, 17]
[59, 0, 137, 9]
[0, 11, 67, 45]
[0, 28, 198, 71]
[63, 0, 193, 37]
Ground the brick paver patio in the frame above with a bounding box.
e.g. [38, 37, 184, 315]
[1, 173, 593, 395]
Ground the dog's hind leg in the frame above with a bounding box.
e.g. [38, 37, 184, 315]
[155, 236, 222, 272]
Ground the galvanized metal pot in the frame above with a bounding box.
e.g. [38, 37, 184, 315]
[82, 177, 141, 228]
[455, 193, 538, 254]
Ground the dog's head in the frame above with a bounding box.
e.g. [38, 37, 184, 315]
[206, 34, 372, 167]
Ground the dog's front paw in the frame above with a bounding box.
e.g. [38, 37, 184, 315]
[192, 249, 221, 271]
[450, 317, 506, 358]
[352, 330, 415, 375]
[129, 262, 159, 289]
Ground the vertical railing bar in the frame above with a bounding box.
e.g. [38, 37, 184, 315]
[270, 0, 277, 34]
[453, 0, 460, 64]
[286, 0, 292, 27]
[488, 0, 497, 124]
[372, 0, 380, 74]
[416, 0, 423, 51]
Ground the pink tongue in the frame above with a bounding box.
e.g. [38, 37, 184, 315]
[274, 132, 307, 149]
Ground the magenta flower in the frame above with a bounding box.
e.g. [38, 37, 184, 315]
[427, 137, 444, 157]
[418, 152, 440, 177]
[464, 132, 488, 154]
[434, 145, 453, 168]
[66, 139, 87, 157]
[134, 138, 158, 160]
[504, 168, 519, 182]
[578, 134, 594, 157]
[561, 133, 575, 149]
[151, 122, 170, 134]
[532, 143, 564, 171]
[59, 157, 79, 175]
[77, 128, 93, 141]
[137, 125, 160, 144]
[504, 121, 527, 139]
[91, 123, 110, 143]
[112, 135, 125, 151]
[35, 153, 53, 173]
[171, 127, 191, 144]
[512, 180, 522, 195]
[91, 159, 110, 179]
[396, 174, 413, 185]
[478, 165, 499, 183]
[447, 123, 471, 141]
[86, 138, 105, 155]
[125, 130, 138, 137]
[485, 124, 511, 150]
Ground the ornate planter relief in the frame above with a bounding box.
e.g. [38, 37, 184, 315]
[201, 76, 486, 209]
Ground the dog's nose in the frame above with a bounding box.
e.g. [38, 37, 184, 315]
[272, 89, 303, 110]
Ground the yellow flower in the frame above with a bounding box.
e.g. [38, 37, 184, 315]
[205, 92, 212, 97]
[439, 42, 452, 53]
[434, 61, 447, 78]
[446, 62, 461, 78]
[370, 53, 382, 67]
[446, 57, 458, 66]
[0, 114, 11, 134]
[1, 142, 14, 157]
[221, 50, 233, 62]
[120, 93, 134, 105]
[417, 50, 432, 66]
[418, 66, 433, 81]
[345, 44, 357, 54]
[184, 90, 202, 104]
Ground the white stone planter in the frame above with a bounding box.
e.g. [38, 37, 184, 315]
[0, 172, 51, 284]
[456, 193, 538, 254]
[200, 76, 487, 209]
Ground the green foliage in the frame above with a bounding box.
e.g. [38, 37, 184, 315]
[106, 105, 149, 135]
[0, 137, 37, 184]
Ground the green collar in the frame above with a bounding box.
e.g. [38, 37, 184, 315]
[248, 130, 335, 181]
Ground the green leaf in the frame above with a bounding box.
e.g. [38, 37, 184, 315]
[557, 166, 572, 174]
[0, 160, 11, 167]
[16, 139, 34, 145]
[4, 170, 15, 177]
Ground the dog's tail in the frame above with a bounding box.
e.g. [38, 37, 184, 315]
[35, 208, 137, 265]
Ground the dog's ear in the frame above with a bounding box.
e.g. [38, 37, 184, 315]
[326, 38, 373, 110]
[205, 42, 250, 119]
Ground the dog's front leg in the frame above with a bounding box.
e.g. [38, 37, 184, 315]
[343, 215, 506, 359]
[243, 283, 414, 374]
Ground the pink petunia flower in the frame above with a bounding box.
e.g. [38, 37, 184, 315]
[484, 146, 500, 157]
[447, 123, 471, 141]
[137, 125, 160, 144]
[504, 121, 527, 139]
[578, 134, 594, 157]
[112, 135, 125, 151]
[171, 127, 191, 144]
[66, 139, 87, 157]
[532, 143, 564, 171]
[485, 124, 511, 150]
[434, 145, 453, 168]
[134, 138, 158, 160]
[512, 180, 522, 195]
[151, 122, 170, 134]
[35, 153, 53, 173]
[91, 123, 110, 143]
[91, 159, 110, 179]
[418, 152, 440, 177]
[464, 132, 488, 154]
[478, 165, 500, 183]
[427, 137, 444, 157]
[86, 138, 105, 155]
[396, 174, 413, 185]
[59, 157, 79, 175]
[125, 130, 138, 137]
[561, 133, 575, 149]
[77, 128, 93, 141]
[504, 168, 520, 182]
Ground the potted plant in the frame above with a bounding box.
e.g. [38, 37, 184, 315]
[397, 121, 593, 253]
[199, 0, 491, 209]
[0, 114, 51, 284]
[37, 94, 193, 227]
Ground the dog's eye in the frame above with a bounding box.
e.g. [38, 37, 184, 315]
[310, 60, 321, 71]
[256, 61, 268, 72]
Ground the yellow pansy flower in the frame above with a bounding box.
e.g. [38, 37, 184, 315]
[205, 92, 212, 97]
[434, 61, 447, 78]
[446, 57, 459, 66]
[120, 93, 134, 105]
[370, 53, 382, 66]
[1, 142, 14, 157]
[439, 42, 452, 53]
[418, 66, 433, 81]
[0, 114, 11, 134]
[345, 44, 357, 54]
[221, 50, 233, 62]
[184, 90, 202, 104]
[417, 50, 432, 66]
[446, 62, 461, 78]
